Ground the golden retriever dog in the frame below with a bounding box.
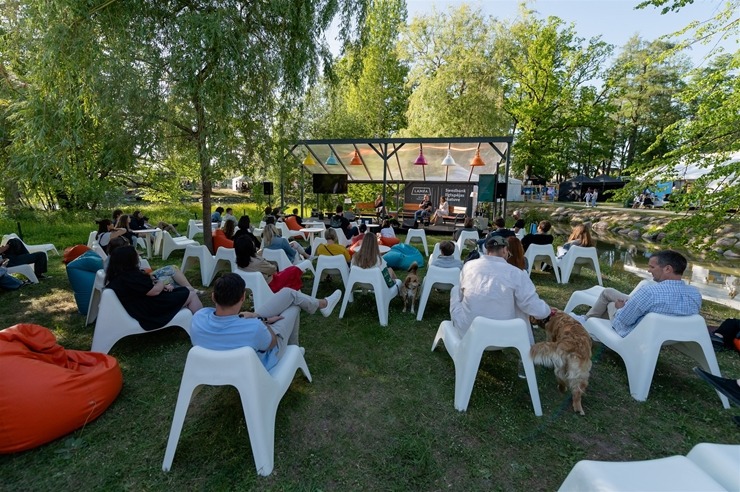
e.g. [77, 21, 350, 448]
[400, 262, 420, 314]
[530, 310, 592, 415]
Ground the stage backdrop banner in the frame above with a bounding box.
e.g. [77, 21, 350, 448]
[404, 182, 474, 210]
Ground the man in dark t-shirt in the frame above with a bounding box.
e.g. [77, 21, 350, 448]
[521, 220, 554, 251]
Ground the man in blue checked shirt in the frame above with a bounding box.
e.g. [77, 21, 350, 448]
[608, 250, 701, 337]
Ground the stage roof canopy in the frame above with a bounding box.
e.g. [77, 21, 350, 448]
[289, 136, 512, 183]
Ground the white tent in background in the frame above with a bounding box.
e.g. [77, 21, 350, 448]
[672, 152, 740, 190]
[231, 175, 245, 191]
[507, 178, 523, 202]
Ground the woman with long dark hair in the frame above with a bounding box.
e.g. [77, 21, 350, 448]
[105, 246, 202, 330]
[233, 215, 261, 250]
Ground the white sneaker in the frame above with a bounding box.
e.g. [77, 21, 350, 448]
[320, 290, 342, 317]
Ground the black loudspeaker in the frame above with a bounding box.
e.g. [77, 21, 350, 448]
[262, 181, 274, 196]
[495, 182, 508, 199]
[478, 174, 496, 202]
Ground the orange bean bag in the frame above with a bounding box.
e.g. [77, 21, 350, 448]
[379, 236, 400, 247]
[212, 229, 234, 252]
[284, 216, 308, 240]
[62, 244, 92, 264]
[0, 324, 123, 453]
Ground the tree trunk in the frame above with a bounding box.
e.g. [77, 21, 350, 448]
[194, 92, 214, 254]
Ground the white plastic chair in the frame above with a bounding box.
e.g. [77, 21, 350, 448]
[563, 279, 655, 314]
[86, 231, 98, 248]
[276, 221, 306, 241]
[524, 244, 561, 283]
[91, 289, 193, 354]
[181, 245, 216, 287]
[416, 265, 460, 321]
[308, 237, 327, 260]
[86, 269, 107, 325]
[405, 228, 429, 256]
[431, 313, 542, 415]
[686, 443, 740, 492]
[585, 313, 730, 407]
[455, 230, 479, 253]
[311, 255, 350, 298]
[558, 456, 726, 492]
[232, 270, 276, 312]
[161, 231, 198, 261]
[558, 245, 602, 285]
[6, 264, 39, 284]
[210, 247, 236, 285]
[187, 219, 203, 240]
[331, 227, 351, 247]
[2, 233, 58, 257]
[428, 242, 461, 266]
[261, 248, 314, 275]
[92, 241, 107, 260]
[339, 266, 401, 327]
[162, 345, 311, 477]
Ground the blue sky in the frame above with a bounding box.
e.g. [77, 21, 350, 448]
[330, 0, 737, 68]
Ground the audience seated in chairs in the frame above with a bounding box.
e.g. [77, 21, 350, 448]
[434, 241, 463, 270]
[130, 210, 180, 237]
[557, 224, 594, 259]
[233, 215, 261, 249]
[0, 237, 50, 280]
[234, 236, 306, 293]
[261, 224, 308, 262]
[506, 237, 527, 271]
[521, 220, 553, 252]
[191, 273, 340, 369]
[314, 228, 351, 262]
[105, 246, 202, 331]
[378, 219, 400, 246]
[453, 217, 480, 241]
[352, 234, 397, 281]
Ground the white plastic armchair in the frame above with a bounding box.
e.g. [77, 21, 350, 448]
[92, 241, 107, 260]
[276, 221, 306, 241]
[524, 244, 561, 283]
[232, 269, 276, 312]
[308, 237, 327, 260]
[339, 265, 401, 327]
[585, 313, 729, 407]
[6, 264, 38, 284]
[455, 230, 480, 253]
[563, 279, 655, 314]
[311, 255, 350, 298]
[85, 269, 106, 325]
[416, 265, 460, 321]
[161, 231, 198, 261]
[162, 345, 312, 477]
[261, 248, 314, 275]
[686, 443, 740, 492]
[557, 245, 602, 285]
[181, 245, 216, 287]
[87, 231, 97, 248]
[211, 247, 236, 284]
[2, 233, 58, 257]
[91, 289, 192, 354]
[431, 312, 542, 416]
[405, 228, 429, 256]
[331, 227, 351, 247]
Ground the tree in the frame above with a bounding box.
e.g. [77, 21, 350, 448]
[2, 1, 368, 251]
[491, 6, 612, 181]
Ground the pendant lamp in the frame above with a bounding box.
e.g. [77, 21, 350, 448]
[326, 152, 338, 166]
[468, 146, 485, 180]
[350, 150, 363, 166]
[441, 144, 456, 181]
[414, 144, 427, 181]
[303, 154, 316, 166]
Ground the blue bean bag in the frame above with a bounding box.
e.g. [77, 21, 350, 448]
[66, 251, 103, 315]
[383, 243, 424, 270]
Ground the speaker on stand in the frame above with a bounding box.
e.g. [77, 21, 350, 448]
[263, 181, 273, 207]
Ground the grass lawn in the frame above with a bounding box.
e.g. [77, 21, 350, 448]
[2, 210, 739, 491]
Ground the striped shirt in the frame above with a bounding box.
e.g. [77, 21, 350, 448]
[612, 280, 702, 337]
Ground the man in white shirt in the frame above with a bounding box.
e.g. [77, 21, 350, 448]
[451, 235, 550, 341]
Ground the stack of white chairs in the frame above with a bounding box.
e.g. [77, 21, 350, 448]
[162, 345, 312, 476]
[91, 289, 192, 354]
[339, 266, 401, 327]
[2, 233, 58, 257]
[161, 231, 198, 261]
[585, 313, 730, 407]
[558, 443, 740, 492]
[557, 246, 602, 285]
[432, 311, 542, 416]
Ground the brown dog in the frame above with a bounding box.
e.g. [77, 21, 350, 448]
[530, 310, 592, 415]
[401, 262, 420, 314]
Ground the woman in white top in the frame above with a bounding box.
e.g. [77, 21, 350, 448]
[431, 196, 449, 225]
[379, 219, 395, 239]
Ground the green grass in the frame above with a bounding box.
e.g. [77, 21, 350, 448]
[2, 210, 739, 491]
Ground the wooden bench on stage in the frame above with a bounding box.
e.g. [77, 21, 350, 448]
[440, 205, 467, 225]
[355, 202, 377, 220]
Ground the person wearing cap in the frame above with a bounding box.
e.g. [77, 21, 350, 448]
[451, 235, 550, 342]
